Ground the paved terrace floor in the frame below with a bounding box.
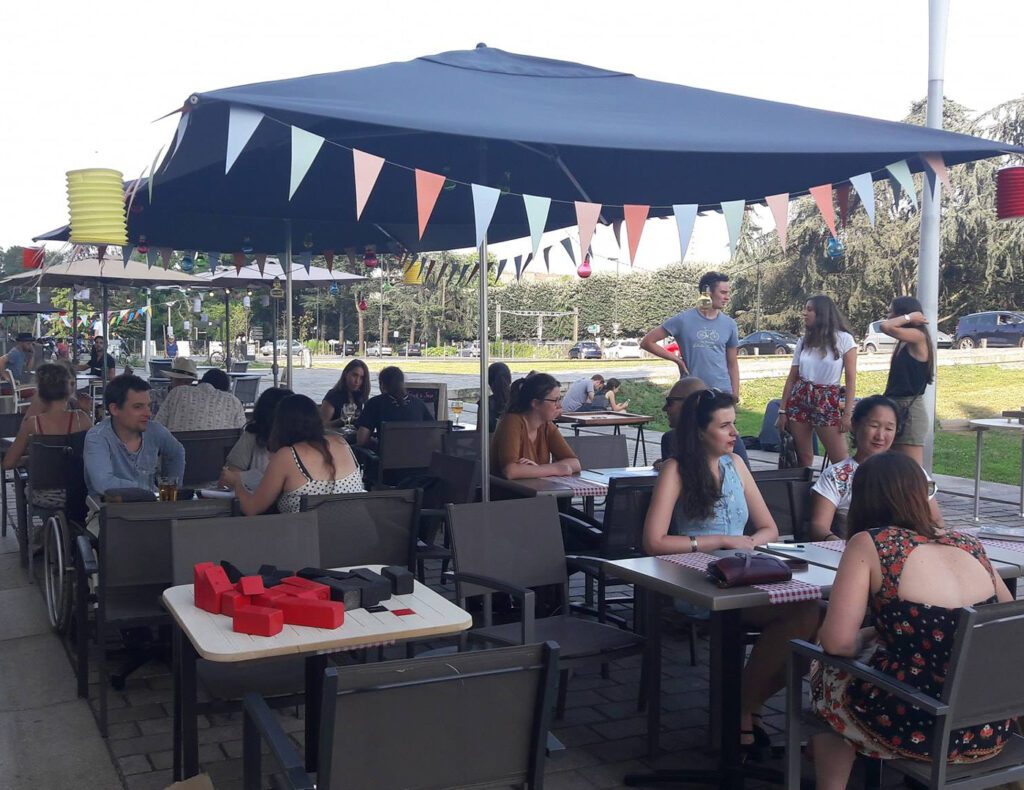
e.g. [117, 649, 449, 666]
[1, 421, 1021, 789]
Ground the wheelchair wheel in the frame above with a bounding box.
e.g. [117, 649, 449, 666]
[44, 513, 73, 634]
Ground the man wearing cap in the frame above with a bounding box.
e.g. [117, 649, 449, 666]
[154, 357, 246, 432]
[0, 332, 38, 383]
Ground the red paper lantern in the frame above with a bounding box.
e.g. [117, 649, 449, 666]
[363, 248, 378, 268]
[357, 298, 368, 312]
[996, 167, 1024, 220]
[577, 254, 592, 279]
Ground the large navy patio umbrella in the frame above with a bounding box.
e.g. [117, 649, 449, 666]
[86, 46, 1024, 492]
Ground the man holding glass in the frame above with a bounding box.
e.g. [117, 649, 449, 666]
[84, 374, 185, 497]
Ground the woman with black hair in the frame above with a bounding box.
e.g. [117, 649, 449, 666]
[222, 387, 293, 489]
[492, 373, 580, 480]
[319, 358, 370, 424]
[880, 296, 935, 465]
[644, 388, 820, 756]
[483, 361, 512, 432]
[221, 393, 364, 514]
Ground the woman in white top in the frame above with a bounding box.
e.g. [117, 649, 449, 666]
[221, 394, 364, 515]
[776, 295, 857, 467]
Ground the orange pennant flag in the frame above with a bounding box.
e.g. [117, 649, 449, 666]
[765, 193, 790, 252]
[922, 153, 952, 191]
[574, 201, 602, 262]
[809, 184, 838, 239]
[623, 204, 649, 265]
[353, 149, 386, 220]
[415, 170, 447, 240]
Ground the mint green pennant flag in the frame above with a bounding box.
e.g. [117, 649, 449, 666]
[225, 106, 264, 174]
[523, 194, 551, 257]
[471, 184, 502, 248]
[721, 200, 745, 258]
[886, 160, 918, 211]
[672, 204, 698, 262]
[289, 126, 325, 200]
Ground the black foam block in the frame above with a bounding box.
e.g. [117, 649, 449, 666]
[381, 566, 414, 595]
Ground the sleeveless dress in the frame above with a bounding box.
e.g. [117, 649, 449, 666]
[812, 527, 1011, 762]
[277, 444, 365, 513]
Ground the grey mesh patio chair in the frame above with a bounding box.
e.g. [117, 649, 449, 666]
[441, 428, 481, 459]
[374, 420, 450, 487]
[417, 452, 480, 582]
[749, 467, 814, 542]
[242, 642, 560, 790]
[0, 411, 24, 538]
[231, 375, 260, 410]
[172, 428, 243, 487]
[564, 434, 629, 470]
[786, 598, 1024, 790]
[447, 496, 647, 718]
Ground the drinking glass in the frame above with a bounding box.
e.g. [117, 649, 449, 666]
[342, 402, 358, 426]
[451, 400, 464, 427]
[158, 477, 178, 502]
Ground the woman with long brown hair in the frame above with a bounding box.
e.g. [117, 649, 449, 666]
[776, 295, 857, 466]
[319, 358, 370, 424]
[880, 296, 934, 465]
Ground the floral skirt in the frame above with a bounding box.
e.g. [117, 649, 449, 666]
[786, 379, 842, 427]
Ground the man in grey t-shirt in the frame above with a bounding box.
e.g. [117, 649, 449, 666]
[562, 374, 604, 412]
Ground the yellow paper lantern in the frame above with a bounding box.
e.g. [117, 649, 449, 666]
[66, 168, 129, 246]
[402, 260, 425, 285]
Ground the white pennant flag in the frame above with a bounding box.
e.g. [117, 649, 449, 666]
[289, 126, 325, 200]
[849, 172, 876, 226]
[672, 204, 698, 262]
[225, 106, 264, 174]
[523, 194, 551, 258]
[472, 184, 502, 248]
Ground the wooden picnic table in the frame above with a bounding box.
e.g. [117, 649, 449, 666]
[556, 410, 654, 465]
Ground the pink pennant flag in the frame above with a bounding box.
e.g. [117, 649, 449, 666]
[809, 184, 838, 239]
[255, 254, 267, 276]
[353, 149, 386, 220]
[574, 201, 602, 261]
[623, 205, 649, 265]
[415, 170, 446, 240]
[836, 185, 851, 228]
[159, 247, 173, 269]
[765, 193, 790, 251]
[922, 153, 952, 191]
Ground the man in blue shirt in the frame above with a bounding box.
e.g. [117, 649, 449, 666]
[84, 374, 185, 497]
[0, 332, 37, 382]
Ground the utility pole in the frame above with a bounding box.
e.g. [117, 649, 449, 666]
[572, 307, 579, 342]
[755, 261, 762, 332]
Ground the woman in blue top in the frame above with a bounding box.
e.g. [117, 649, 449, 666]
[643, 388, 820, 758]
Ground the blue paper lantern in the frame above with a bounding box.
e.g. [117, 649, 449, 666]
[329, 282, 339, 296]
[826, 236, 845, 259]
[180, 255, 194, 273]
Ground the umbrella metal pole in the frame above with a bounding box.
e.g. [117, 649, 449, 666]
[284, 222, 294, 389]
[272, 299, 279, 388]
[224, 290, 231, 369]
[101, 284, 108, 417]
[144, 291, 152, 366]
[478, 236, 490, 502]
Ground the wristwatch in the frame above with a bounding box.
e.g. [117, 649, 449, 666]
[689, 535, 699, 553]
[903, 313, 912, 323]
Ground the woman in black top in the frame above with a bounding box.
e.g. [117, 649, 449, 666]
[483, 361, 511, 432]
[319, 358, 370, 424]
[880, 296, 934, 465]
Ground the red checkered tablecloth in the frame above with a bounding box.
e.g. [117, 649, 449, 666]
[547, 475, 608, 497]
[658, 552, 719, 572]
[978, 537, 1024, 554]
[811, 540, 847, 552]
[752, 579, 823, 604]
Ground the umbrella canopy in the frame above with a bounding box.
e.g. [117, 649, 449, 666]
[0, 256, 207, 289]
[198, 259, 365, 288]
[0, 301, 60, 315]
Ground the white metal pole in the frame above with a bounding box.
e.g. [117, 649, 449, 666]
[478, 236, 490, 502]
[145, 290, 152, 365]
[917, 0, 949, 471]
[284, 222, 294, 389]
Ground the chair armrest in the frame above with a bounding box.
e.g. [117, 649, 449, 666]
[790, 640, 948, 715]
[453, 572, 536, 645]
[419, 507, 446, 519]
[565, 553, 609, 579]
[76, 535, 98, 575]
[242, 693, 315, 790]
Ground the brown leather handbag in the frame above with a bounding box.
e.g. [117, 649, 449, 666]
[707, 553, 792, 588]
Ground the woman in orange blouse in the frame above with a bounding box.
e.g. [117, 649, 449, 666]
[492, 373, 581, 479]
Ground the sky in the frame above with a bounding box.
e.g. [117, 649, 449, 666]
[2, 1, 1022, 276]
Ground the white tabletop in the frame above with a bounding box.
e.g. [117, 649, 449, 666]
[162, 564, 472, 662]
[970, 418, 1024, 432]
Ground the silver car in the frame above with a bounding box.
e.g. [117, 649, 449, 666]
[861, 321, 952, 353]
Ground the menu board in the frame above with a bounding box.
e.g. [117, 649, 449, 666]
[407, 382, 448, 421]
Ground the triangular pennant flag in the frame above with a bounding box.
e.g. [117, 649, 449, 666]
[206, 251, 221, 272]
[836, 184, 852, 228]
[125, 166, 147, 218]
[808, 185, 838, 239]
[415, 170, 447, 240]
[323, 251, 334, 272]
[765, 194, 790, 252]
[225, 106, 264, 174]
[886, 160, 917, 210]
[121, 245, 135, 267]
[672, 204, 698, 262]
[522, 252, 534, 275]
[255, 254, 267, 276]
[352, 148, 386, 219]
[159, 248, 173, 269]
[466, 263, 480, 284]
[542, 246, 552, 272]
[849, 173, 876, 226]
[720, 199, 746, 257]
[523, 194, 551, 257]
[560, 238, 576, 266]
[623, 204, 650, 265]
[495, 259, 507, 281]
[233, 252, 246, 273]
[437, 261, 449, 281]
[574, 201, 601, 260]
[456, 264, 469, 286]
[922, 152, 952, 191]
[148, 145, 164, 204]
[170, 112, 190, 163]
[612, 219, 623, 250]
[471, 184, 502, 248]
[299, 250, 312, 273]
[423, 259, 436, 284]
[345, 247, 358, 269]
[289, 126, 325, 200]
[447, 263, 460, 284]
[514, 255, 523, 281]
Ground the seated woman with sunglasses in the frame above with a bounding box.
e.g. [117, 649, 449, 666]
[643, 388, 820, 757]
[492, 373, 581, 480]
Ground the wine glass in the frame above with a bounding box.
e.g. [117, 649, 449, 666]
[342, 402, 358, 427]
[451, 399, 464, 427]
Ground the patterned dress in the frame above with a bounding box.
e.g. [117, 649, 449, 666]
[277, 445, 365, 513]
[812, 527, 1011, 762]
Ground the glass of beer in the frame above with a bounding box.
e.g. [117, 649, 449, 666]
[158, 477, 178, 502]
[451, 399, 464, 427]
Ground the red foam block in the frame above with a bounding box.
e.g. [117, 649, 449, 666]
[279, 576, 330, 600]
[274, 596, 345, 629]
[253, 588, 290, 607]
[233, 605, 284, 636]
[236, 575, 265, 596]
[194, 562, 233, 613]
[391, 608, 416, 616]
[220, 590, 251, 617]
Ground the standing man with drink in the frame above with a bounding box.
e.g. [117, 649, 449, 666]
[641, 271, 749, 466]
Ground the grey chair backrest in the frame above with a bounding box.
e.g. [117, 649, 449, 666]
[600, 475, 658, 556]
[149, 359, 172, 379]
[300, 488, 421, 570]
[27, 432, 85, 494]
[318, 642, 558, 790]
[170, 512, 319, 584]
[442, 429, 481, 460]
[378, 420, 450, 475]
[749, 466, 813, 483]
[944, 598, 1024, 729]
[229, 361, 249, 373]
[0, 411, 24, 439]
[748, 473, 813, 538]
[231, 376, 260, 407]
[447, 497, 568, 599]
[172, 428, 243, 486]
[565, 434, 629, 470]
[99, 499, 234, 590]
[423, 452, 479, 509]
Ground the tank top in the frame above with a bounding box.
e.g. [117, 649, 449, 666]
[669, 454, 748, 537]
[277, 443, 365, 513]
[885, 342, 930, 398]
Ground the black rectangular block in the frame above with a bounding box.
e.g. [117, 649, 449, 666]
[350, 568, 391, 604]
[315, 577, 362, 610]
[381, 566, 414, 595]
[220, 561, 244, 584]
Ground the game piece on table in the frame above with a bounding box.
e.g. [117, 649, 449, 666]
[314, 578, 363, 610]
[391, 608, 415, 616]
[233, 605, 284, 637]
[279, 576, 330, 600]
[365, 605, 387, 613]
[236, 575, 265, 596]
[220, 560, 244, 584]
[253, 587, 291, 607]
[381, 565, 414, 595]
[274, 597, 345, 629]
[220, 589, 251, 617]
[350, 568, 391, 603]
[194, 563, 233, 613]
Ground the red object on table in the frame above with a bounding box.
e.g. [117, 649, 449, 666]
[274, 597, 345, 628]
[232, 606, 284, 637]
[391, 608, 416, 616]
[279, 576, 330, 600]
[253, 588, 290, 607]
[219, 590, 251, 617]
[194, 562, 233, 613]
[236, 576, 265, 596]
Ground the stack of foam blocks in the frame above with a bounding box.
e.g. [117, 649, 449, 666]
[193, 562, 415, 637]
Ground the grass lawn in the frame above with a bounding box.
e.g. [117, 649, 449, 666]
[309, 358, 659, 375]
[619, 364, 1024, 485]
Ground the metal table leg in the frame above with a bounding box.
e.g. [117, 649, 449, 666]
[974, 427, 985, 521]
[1019, 434, 1024, 518]
[173, 626, 200, 780]
[304, 653, 328, 772]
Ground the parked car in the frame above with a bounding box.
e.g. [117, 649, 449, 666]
[568, 341, 602, 360]
[455, 341, 480, 358]
[603, 338, 643, 359]
[861, 321, 953, 353]
[366, 342, 394, 357]
[259, 340, 305, 357]
[737, 331, 798, 356]
[954, 311, 1024, 349]
[402, 342, 423, 356]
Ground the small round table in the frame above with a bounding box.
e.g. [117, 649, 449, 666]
[969, 417, 1024, 520]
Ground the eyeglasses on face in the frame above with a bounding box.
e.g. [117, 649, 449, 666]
[664, 396, 687, 406]
[542, 397, 563, 404]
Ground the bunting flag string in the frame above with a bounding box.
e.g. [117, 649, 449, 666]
[159, 248, 173, 269]
[298, 250, 312, 273]
[574, 201, 601, 261]
[226, 107, 264, 174]
[808, 185, 838, 239]
[922, 152, 951, 191]
[290, 127, 325, 200]
[437, 261, 449, 281]
[423, 259, 436, 284]
[560, 238, 576, 266]
[495, 259, 507, 281]
[121, 245, 135, 267]
[513, 255, 523, 281]
[523, 194, 551, 258]
[672, 204, 698, 262]
[721, 200, 745, 257]
[466, 263, 480, 284]
[521, 252, 534, 275]
[255, 254, 267, 275]
[836, 184, 851, 229]
[543, 246, 552, 272]
[471, 184, 502, 248]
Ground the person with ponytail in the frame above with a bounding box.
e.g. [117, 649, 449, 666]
[221, 394, 364, 514]
[492, 373, 581, 480]
[880, 296, 935, 465]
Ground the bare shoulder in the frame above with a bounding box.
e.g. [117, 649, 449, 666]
[845, 531, 877, 558]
